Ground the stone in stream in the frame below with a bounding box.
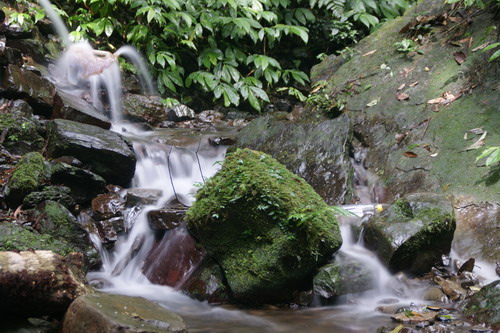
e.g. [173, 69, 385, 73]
[186, 148, 342, 304]
[122, 93, 168, 126]
[46, 119, 136, 187]
[363, 193, 456, 275]
[0, 250, 88, 317]
[126, 188, 163, 207]
[91, 193, 125, 220]
[313, 253, 374, 299]
[182, 257, 230, 304]
[147, 206, 187, 230]
[142, 226, 205, 287]
[62, 293, 187, 333]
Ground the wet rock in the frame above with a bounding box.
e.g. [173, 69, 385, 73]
[313, 253, 374, 298]
[208, 136, 237, 146]
[183, 257, 230, 304]
[23, 185, 76, 210]
[0, 250, 88, 317]
[91, 193, 125, 220]
[463, 280, 500, 327]
[0, 108, 44, 155]
[363, 193, 455, 275]
[0, 64, 55, 116]
[391, 309, 436, 324]
[126, 188, 162, 207]
[7, 38, 46, 64]
[143, 226, 205, 288]
[46, 119, 136, 187]
[52, 90, 111, 130]
[95, 216, 123, 248]
[49, 161, 107, 204]
[4, 152, 47, 207]
[434, 276, 467, 302]
[0, 222, 77, 255]
[167, 104, 195, 122]
[197, 110, 224, 123]
[62, 293, 187, 333]
[122, 93, 167, 126]
[0, 46, 23, 66]
[147, 207, 187, 230]
[453, 201, 500, 264]
[423, 287, 447, 302]
[234, 114, 353, 205]
[186, 149, 342, 304]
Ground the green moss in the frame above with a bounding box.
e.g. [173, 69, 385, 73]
[393, 198, 413, 219]
[0, 222, 77, 256]
[0, 114, 44, 153]
[187, 148, 342, 303]
[5, 152, 47, 206]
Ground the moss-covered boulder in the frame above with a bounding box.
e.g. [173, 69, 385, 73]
[0, 103, 44, 155]
[4, 152, 48, 207]
[23, 185, 76, 210]
[0, 222, 77, 256]
[186, 148, 342, 303]
[363, 193, 455, 275]
[463, 280, 500, 328]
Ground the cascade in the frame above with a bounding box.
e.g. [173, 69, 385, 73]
[38, 1, 497, 331]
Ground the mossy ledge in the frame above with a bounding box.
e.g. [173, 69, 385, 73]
[186, 148, 342, 304]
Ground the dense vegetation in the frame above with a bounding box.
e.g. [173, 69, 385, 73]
[6, 0, 411, 111]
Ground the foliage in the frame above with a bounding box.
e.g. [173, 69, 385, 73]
[483, 42, 500, 62]
[8, 0, 411, 111]
[394, 38, 423, 54]
[476, 146, 500, 166]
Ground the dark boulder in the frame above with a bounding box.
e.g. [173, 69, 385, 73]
[363, 193, 456, 275]
[62, 293, 187, 333]
[125, 188, 162, 207]
[91, 193, 125, 220]
[23, 185, 76, 210]
[122, 93, 167, 126]
[52, 90, 111, 129]
[49, 161, 107, 204]
[182, 257, 230, 304]
[186, 148, 342, 304]
[234, 114, 353, 205]
[0, 64, 55, 116]
[147, 207, 187, 230]
[0, 109, 44, 155]
[46, 119, 136, 187]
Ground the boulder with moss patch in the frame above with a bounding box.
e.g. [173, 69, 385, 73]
[363, 193, 455, 275]
[4, 152, 48, 207]
[186, 148, 342, 304]
[463, 280, 500, 328]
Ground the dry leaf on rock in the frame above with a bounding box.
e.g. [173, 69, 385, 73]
[397, 93, 410, 101]
[409, 81, 418, 87]
[404, 151, 418, 158]
[472, 42, 489, 52]
[397, 83, 406, 90]
[428, 91, 458, 105]
[453, 51, 466, 65]
[464, 131, 487, 151]
[362, 50, 377, 56]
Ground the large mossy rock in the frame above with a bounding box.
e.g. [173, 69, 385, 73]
[186, 148, 342, 303]
[46, 119, 136, 186]
[62, 293, 187, 333]
[0, 103, 44, 155]
[4, 152, 47, 207]
[235, 113, 353, 205]
[0, 222, 77, 256]
[0, 250, 88, 317]
[463, 280, 500, 328]
[363, 193, 455, 275]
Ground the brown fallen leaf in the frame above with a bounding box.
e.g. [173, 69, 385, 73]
[409, 81, 419, 87]
[397, 93, 410, 101]
[458, 258, 475, 274]
[431, 104, 440, 112]
[404, 151, 418, 158]
[464, 131, 487, 151]
[400, 66, 415, 78]
[428, 91, 458, 105]
[362, 50, 377, 56]
[430, 152, 439, 157]
[395, 132, 407, 144]
[472, 42, 490, 52]
[397, 83, 406, 91]
[453, 51, 466, 65]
